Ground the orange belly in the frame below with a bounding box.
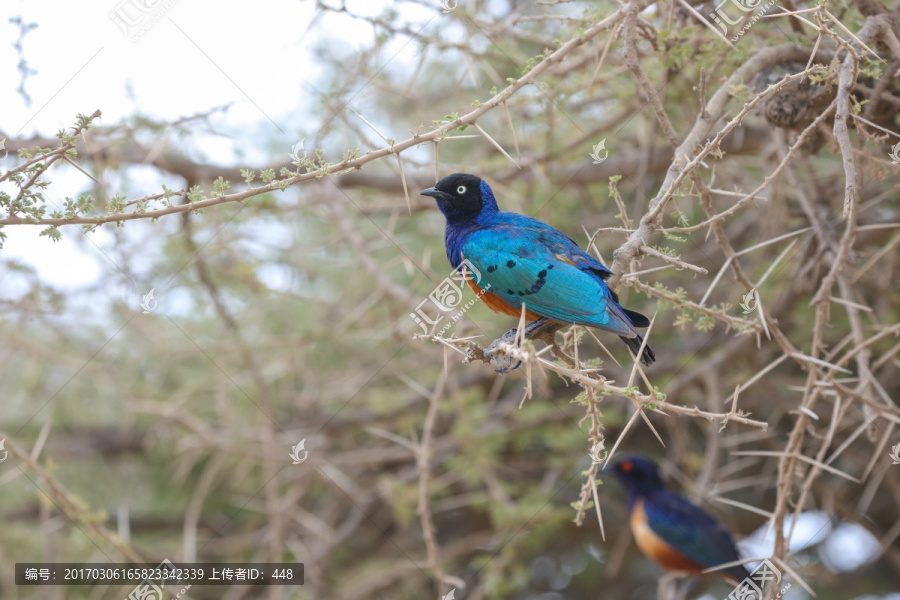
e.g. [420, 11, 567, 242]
[466, 278, 545, 320]
[631, 498, 704, 574]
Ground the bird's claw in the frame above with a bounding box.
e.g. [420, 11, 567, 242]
[485, 328, 523, 373]
[489, 355, 522, 373]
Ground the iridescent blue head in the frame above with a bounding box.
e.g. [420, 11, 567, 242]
[607, 455, 666, 498]
[420, 173, 499, 224]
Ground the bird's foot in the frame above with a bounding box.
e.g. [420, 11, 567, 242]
[484, 318, 566, 373]
[484, 327, 522, 373]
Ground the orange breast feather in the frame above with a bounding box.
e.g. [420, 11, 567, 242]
[465, 277, 544, 321]
[630, 498, 704, 575]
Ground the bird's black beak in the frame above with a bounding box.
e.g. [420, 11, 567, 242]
[420, 187, 452, 202]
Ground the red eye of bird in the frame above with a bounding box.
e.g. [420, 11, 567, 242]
[621, 460, 633, 473]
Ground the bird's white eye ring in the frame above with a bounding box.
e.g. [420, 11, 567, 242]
[457, 185, 466, 194]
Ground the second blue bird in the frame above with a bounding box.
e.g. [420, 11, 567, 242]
[608, 455, 751, 583]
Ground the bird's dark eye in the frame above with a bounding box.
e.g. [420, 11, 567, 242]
[456, 185, 466, 194]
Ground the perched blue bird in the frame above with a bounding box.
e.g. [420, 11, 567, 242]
[608, 456, 751, 583]
[420, 173, 655, 366]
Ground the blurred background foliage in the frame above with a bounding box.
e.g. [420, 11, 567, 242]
[1, 0, 900, 599]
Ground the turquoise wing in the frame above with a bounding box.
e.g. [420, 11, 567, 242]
[461, 226, 634, 336]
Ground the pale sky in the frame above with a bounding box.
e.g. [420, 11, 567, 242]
[0, 0, 428, 292]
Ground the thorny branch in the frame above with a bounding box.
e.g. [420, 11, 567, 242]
[4, 2, 900, 599]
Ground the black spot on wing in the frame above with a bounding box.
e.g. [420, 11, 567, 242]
[506, 260, 516, 268]
[487, 265, 497, 272]
[510, 266, 550, 297]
